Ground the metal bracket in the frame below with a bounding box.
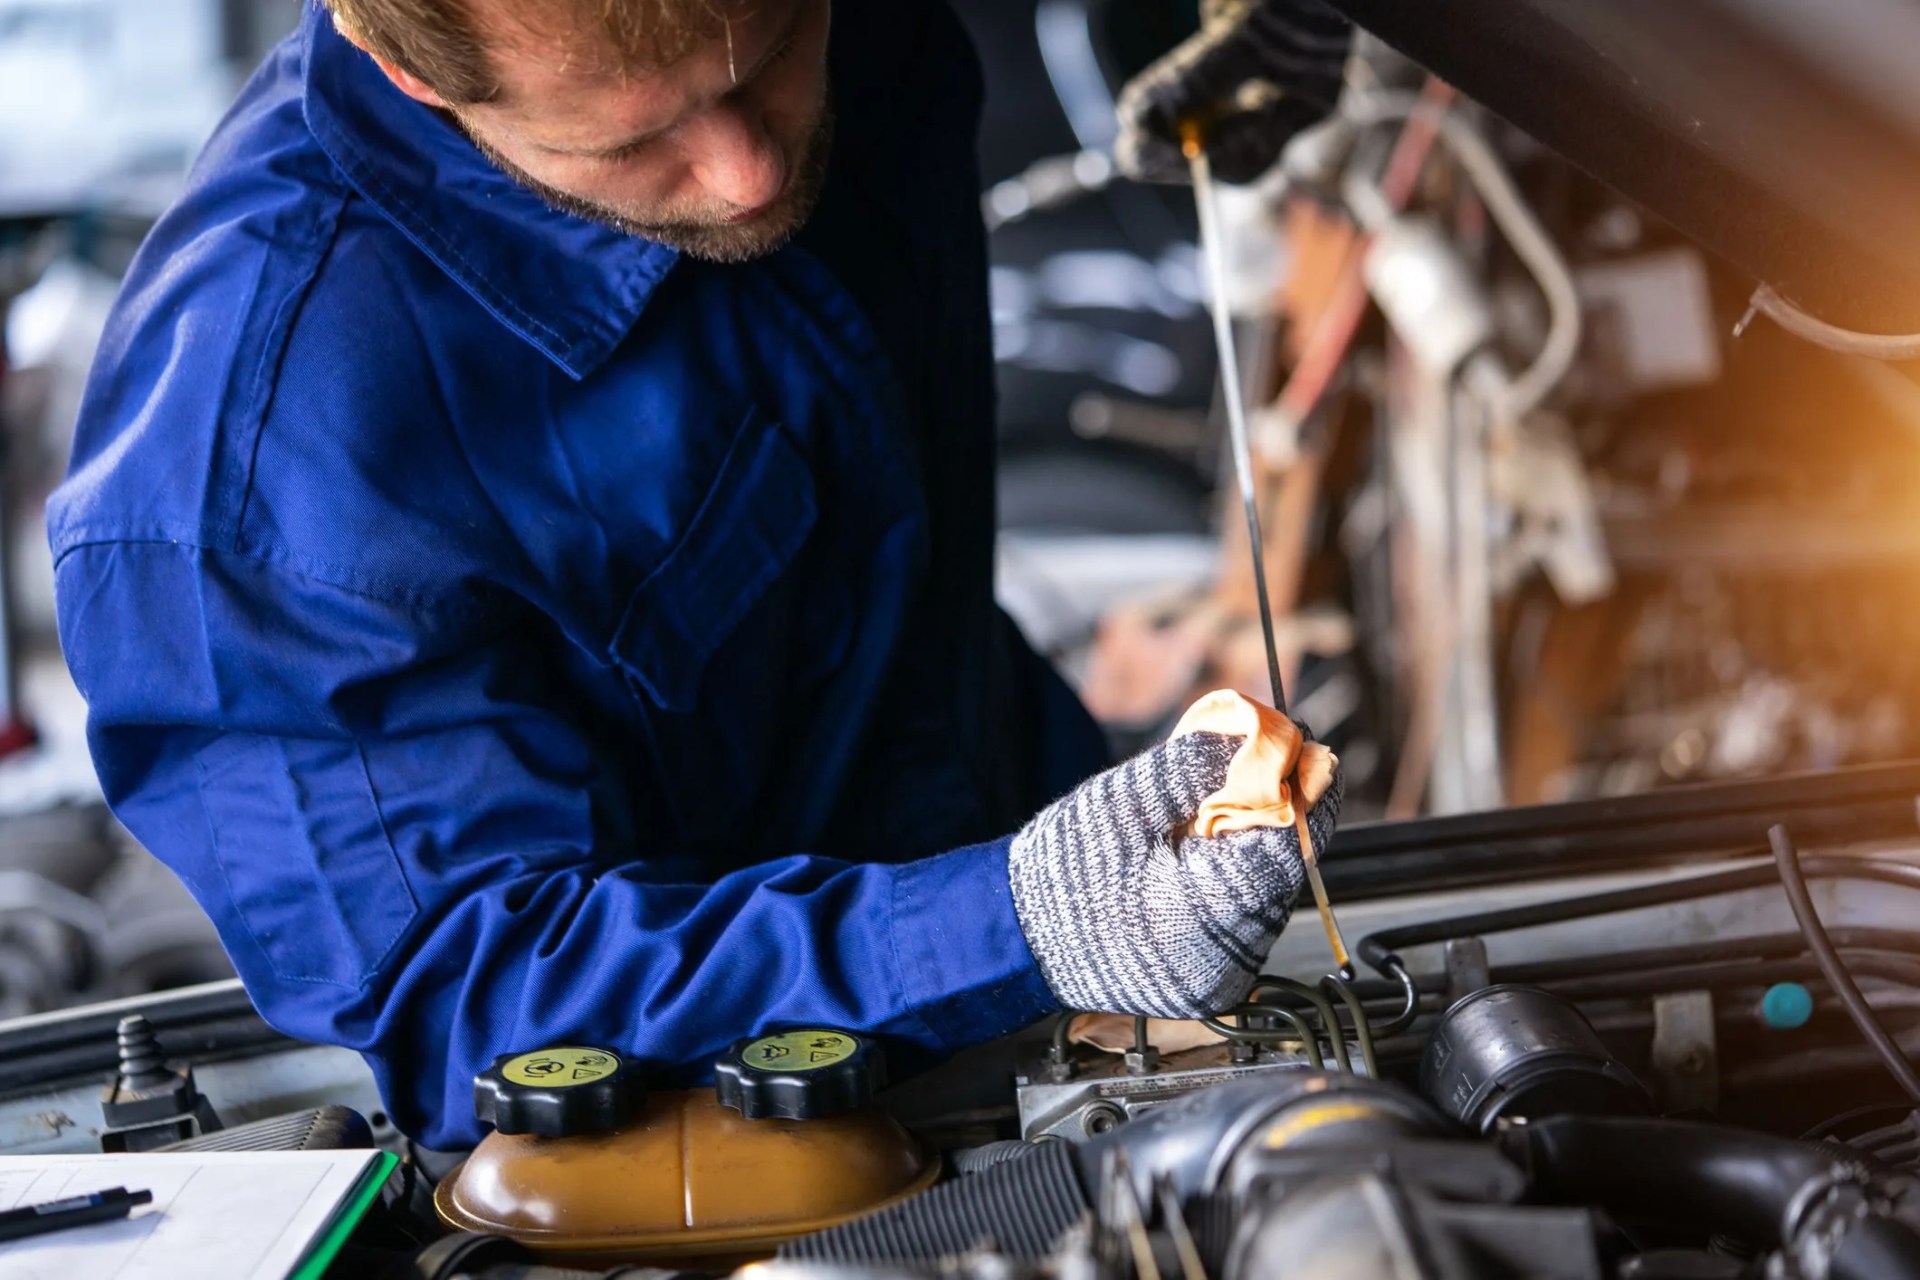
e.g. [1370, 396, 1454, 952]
[1650, 990, 1719, 1114]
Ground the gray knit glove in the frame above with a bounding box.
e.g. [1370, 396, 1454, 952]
[1115, 0, 1352, 185]
[1008, 730, 1343, 1019]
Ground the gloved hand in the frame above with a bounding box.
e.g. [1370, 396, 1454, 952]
[1008, 728, 1343, 1019]
[1114, 0, 1353, 186]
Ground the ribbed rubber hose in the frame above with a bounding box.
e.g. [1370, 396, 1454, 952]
[780, 1139, 1090, 1264]
[948, 1140, 1039, 1177]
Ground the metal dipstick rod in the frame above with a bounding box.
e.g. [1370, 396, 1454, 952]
[1182, 124, 1354, 981]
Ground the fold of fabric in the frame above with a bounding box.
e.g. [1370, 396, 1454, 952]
[1171, 688, 1338, 836]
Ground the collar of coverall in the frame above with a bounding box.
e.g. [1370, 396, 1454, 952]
[299, 3, 681, 380]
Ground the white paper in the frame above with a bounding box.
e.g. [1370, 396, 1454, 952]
[0, 1149, 383, 1280]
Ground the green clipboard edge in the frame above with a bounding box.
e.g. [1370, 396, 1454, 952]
[289, 1149, 401, 1280]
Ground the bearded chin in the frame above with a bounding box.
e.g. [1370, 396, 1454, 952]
[462, 105, 835, 265]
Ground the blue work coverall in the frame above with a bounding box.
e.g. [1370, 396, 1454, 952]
[49, 0, 1106, 1148]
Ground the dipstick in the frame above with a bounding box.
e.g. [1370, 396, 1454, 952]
[1182, 120, 1354, 981]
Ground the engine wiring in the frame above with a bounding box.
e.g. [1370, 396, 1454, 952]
[1769, 825, 1920, 1106]
[1357, 855, 1920, 973]
[1739, 282, 1920, 362]
[1343, 91, 1583, 423]
[1043, 847, 1920, 1111]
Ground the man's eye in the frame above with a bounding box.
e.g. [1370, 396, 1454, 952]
[595, 140, 649, 164]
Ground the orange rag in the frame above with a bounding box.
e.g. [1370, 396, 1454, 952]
[1067, 1013, 1226, 1055]
[1170, 689, 1338, 838]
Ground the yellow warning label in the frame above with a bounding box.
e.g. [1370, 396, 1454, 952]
[501, 1047, 621, 1088]
[742, 1031, 858, 1072]
[1262, 1101, 1384, 1150]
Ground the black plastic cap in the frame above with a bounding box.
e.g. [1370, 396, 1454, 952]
[715, 1029, 880, 1120]
[474, 1046, 641, 1138]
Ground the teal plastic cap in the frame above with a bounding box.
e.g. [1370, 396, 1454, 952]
[1760, 982, 1814, 1030]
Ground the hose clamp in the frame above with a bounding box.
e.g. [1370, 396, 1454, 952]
[1781, 1164, 1915, 1279]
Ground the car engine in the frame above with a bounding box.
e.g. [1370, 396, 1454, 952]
[0, 768, 1916, 1280]
[3, 4, 1920, 1280]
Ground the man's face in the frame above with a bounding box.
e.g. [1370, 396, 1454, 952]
[415, 0, 833, 262]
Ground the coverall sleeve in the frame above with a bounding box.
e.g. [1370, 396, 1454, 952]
[54, 538, 1057, 1149]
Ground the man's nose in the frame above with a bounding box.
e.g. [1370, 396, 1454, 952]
[683, 107, 787, 212]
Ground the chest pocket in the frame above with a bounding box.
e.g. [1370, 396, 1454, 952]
[609, 412, 820, 842]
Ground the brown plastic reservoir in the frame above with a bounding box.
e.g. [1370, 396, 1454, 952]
[435, 1087, 938, 1264]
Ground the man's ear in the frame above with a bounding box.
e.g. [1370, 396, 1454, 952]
[331, 14, 450, 109]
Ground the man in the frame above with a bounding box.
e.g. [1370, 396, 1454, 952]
[51, 0, 1347, 1149]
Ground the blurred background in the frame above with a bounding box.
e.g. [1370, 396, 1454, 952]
[3, 0, 1920, 1018]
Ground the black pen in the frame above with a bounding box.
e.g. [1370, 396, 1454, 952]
[0, 1186, 154, 1243]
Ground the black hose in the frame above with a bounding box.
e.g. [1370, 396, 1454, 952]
[1373, 956, 1421, 1038]
[1199, 1005, 1325, 1069]
[1832, 1219, 1920, 1280]
[1358, 855, 1920, 977]
[1050, 1012, 1076, 1064]
[1321, 974, 1379, 1076]
[1251, 979, 1348, 1071]
[780, 1138, 1090, 1264]
[1730, 1032, 1920, 1094]
[1848, 1118, 1920, 1151]
[1525, 954, 1920, 1004]
[1517, 1116, 1848, 1244]
[1770, 827, 1920, 1106]
[1514, 1114, 1920, 1280]
[1325, 768, 1920, 902]
[1502, 926, 1920, 982]
[1871, 1142, 1920, 1168]
[1805, 1105, 1920, 1143]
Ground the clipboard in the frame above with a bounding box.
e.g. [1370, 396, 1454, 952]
[0, 1148, 399, 1279]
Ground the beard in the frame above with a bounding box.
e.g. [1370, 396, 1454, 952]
[465, 104, 834, 265]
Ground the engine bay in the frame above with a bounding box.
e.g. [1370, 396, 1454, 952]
[1, 766, 1918, 1279]
[6, 1, 1920, 1277]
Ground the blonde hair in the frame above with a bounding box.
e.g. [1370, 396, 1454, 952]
[322, 0, 725, 104]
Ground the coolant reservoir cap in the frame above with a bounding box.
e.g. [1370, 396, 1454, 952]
[475, 1046, 642, 1138]
[715, 1029, 879, 1120]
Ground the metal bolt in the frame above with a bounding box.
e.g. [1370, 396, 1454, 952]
[1125, 1017, 1158, 1075]
[115, 1017, 172, 1092]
